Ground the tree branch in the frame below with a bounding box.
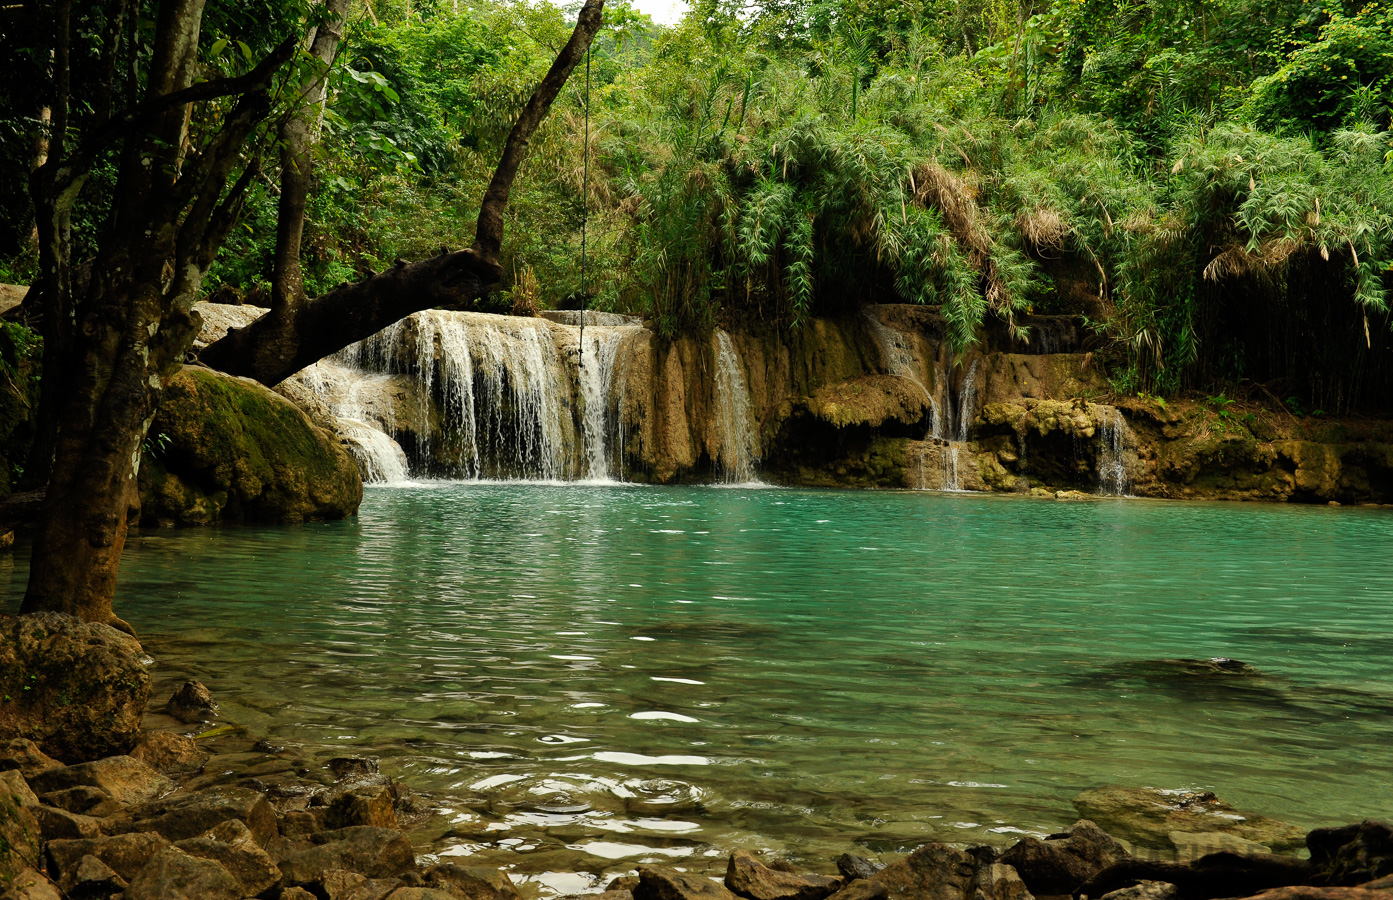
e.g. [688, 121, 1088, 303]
[473, 0, 604, 261]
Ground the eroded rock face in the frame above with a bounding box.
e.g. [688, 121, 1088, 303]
[1073, 787, 1306, 853]
[0, 613, 151, 763]
[1000, 819, 1130, 895]
[139, 365, 362, 527]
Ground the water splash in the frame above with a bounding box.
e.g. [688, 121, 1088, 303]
[713, 331, 759, 483]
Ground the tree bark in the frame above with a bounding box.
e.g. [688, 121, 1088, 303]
[21, 3, 294, 627]
[201, 0, 605, 385]
[272, 0, 353, 312]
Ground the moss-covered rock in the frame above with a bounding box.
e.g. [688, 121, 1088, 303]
[139, 366, 362, 527]
[0, 613, 150, 763]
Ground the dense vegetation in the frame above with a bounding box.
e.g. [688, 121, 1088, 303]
[3, 0, 1392, 411]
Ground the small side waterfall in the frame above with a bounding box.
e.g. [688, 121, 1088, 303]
[1096, 408, 1137, 496]
[293, 359, 412, 484]
[865, 310, 980, 492]
[713, 331, 759, 483]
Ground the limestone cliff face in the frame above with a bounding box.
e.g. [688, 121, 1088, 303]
[185, 302, 1393, 504]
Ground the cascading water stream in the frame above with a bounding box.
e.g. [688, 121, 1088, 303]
[1096, 408, 1136, 496]
[577, 327, 632, 482]
[713, 331, 760, 483]
[293, 358, 410, 484]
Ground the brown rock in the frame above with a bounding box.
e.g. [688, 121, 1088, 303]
[0, 769, 39, 808]
[1, 868, 62, 900]
[836, 856, 885, 882]
[279, 826, 416, 885]
[1000, 820, 1130, 894]
[45, 832, 172, 883]
[129, 731, 210, 776]
[0, 774, 41, 886]
[608, 877, 642, 892]
[122, 784, 278, 845]
[1098, 882, 1177, 900]
[1073, 787, 1305, 852]
[423, 863, 524, 900]
[1241, 889, 1392, 900]
[122, 846, 242, 900]
[30, 804, 102, 840]
[329, 757, 381, 781]
[327, 783, 400, 830]
[0, 612, 151, 763]
[280, 889, 320, 900]
[279, 809, 319, 837]
[1310, 821, 1393, 886]
[726, 851, 843, 900]
[386, 890, 462, 900]
[165, 681, 218, 724]
[61, 853, 128, 897]
[635, 866, 743, 900]
[0, 739, 62, 779]
[37, 785, 123, 818]
[29, 754, 174, 807]
[825, 880, 889, 900]
[871, 844, 1030, 900]
[590, 891, 637, 900]
[176, 819, 282, 896]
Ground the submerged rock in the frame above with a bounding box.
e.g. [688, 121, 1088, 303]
[1073, 787, 1306, 852]
[139, 365, 362, 527]
[0, 612, 151, 763]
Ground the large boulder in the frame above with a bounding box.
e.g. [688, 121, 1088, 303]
[120, 785, 277, 845]
[139, 365, 362, 527]
[0, 613, 150, 763]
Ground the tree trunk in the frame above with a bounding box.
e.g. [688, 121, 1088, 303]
[272, 0, 352, 312]
[201, 0, 605, 385]
[21, 3, 294, 627]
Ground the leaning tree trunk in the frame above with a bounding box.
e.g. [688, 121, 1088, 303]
[201, 0, 605, 385]
[21, 0, 295, 627]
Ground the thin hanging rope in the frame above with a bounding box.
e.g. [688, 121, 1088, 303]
[579, 46, 591, 366]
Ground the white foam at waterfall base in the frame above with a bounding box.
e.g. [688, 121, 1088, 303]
[339, 419, 410, 484]
[713, 331, 760, 484]
[1097, 408, 1136, 496]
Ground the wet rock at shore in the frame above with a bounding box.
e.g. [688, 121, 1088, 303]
[1308, 820, 1393, 886]
[1073, 787, 1306, 852]
[0, 739, 61, 780]
[175, 818, 281, 896]
[164, 681, 218, 724]
[0, 613, 151, 763]
[1000, 819, 1130, 894]
[636, 866, 743, 900]
[278, 825, 416, 886]
[28, 754, 174, 808]
[837, 855, 886, 881]
[128, 731, 209, 776]
[118, 783, 278, 844]
[122, 845, 244, 900]
[871, 842, 1032, 900]
[726, 850, 844, 900]
[422, 863, 525, 900]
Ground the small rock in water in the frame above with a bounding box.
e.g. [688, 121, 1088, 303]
[836, 854, 885, 882]
[165, 681, 218, 724]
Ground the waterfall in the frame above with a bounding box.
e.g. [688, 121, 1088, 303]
[577, 327, 629, 482]
[293, 358, 411, 485]
[1097, 408, 1135, 496]
[713, 331, 760, 483]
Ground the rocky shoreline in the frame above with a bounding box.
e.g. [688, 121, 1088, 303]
[3, 615, 1392, 900]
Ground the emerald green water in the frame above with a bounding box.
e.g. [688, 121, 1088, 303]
[5, 486, 1393, 881]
